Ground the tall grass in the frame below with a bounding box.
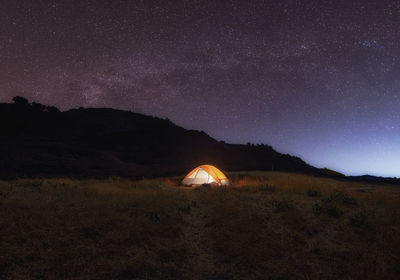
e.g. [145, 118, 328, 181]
[0, 172, 399, 279]
[0, 178, 187, 279]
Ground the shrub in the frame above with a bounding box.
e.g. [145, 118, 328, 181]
[307, 189, 321, 197]
[190, 200, 197, 208]
[350, 211, 371, 229]
[312, 203, 322, 215]
[325, 205, 343, 218]
[146, 212, 161, 222]
[176, 201, 197, 214]
[272, 200, 292, 213]
[323, 191, 357, 206]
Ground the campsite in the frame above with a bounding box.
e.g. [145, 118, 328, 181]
[1, 171, 399, 279]
[2, 0, 400, 279]
[1, 95, 400, 280]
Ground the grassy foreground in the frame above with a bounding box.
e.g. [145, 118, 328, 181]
[0, 172, 399, 280]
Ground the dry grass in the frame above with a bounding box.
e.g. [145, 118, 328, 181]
[0, 172, 399, 279]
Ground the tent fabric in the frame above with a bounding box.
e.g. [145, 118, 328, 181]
[182, 165, 230, 186]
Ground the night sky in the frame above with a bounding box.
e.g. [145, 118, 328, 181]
[1, 0, 400, 177]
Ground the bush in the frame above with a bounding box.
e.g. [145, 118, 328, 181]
[312, 203, 322, 215]
[177, 202, 196, 214]
[190, 200, 197, 208]
[350, 211, 371, 229]
[146, 212, 161, 222]
[325, 205, 343, 218]
[323, 192, 357, 206]
[307, 189, 321, 197]
[272, 200, 292, 213]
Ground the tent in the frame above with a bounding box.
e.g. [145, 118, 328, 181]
[182, 165, 230, 186]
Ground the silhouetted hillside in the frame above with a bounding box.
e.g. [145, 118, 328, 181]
[346, 175, 400, 184]
[0, 97, 323, 178]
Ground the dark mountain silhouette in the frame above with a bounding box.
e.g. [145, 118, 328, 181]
[1, 96, 399, 184]
[346, 175, 400, 184]
[0, 97, 320, 179]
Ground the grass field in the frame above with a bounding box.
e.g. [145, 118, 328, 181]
[0, 172, 399, 279]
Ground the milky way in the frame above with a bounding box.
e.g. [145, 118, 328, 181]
[1, 0, 400, 176]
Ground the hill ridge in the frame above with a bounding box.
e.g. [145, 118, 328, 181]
[0, 96, 320, 179]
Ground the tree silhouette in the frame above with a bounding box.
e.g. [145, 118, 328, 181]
[45, 106, 60, 113]
[31, 102, 46, 112]
[12, 96, 29, 106]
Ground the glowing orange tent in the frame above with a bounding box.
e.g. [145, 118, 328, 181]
[182, 165, 230, 186]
